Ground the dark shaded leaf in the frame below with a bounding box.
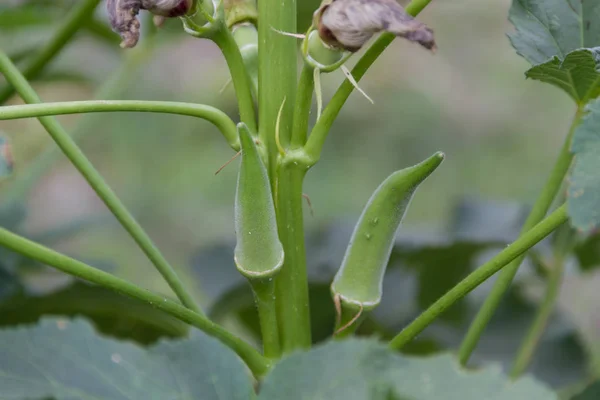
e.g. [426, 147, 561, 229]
[0, 282, 188, 345]
[572, 381, 600, 399]
[0, 318, 254, 399]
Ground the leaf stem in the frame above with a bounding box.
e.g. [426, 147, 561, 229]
[0, 100, 239, 149]
[457, 107, 584, 365]
[0, 50, 202, 315]
[303, 0, 433, 163]
[510, 255, 566, 378]
[0, 227, 271, 377]
[291, 65, 315, 149]
[0, 0, 102, 104]
[389, 204, 568, 350]
[1, 40, 156, 206]
[213, 25, 258, 133]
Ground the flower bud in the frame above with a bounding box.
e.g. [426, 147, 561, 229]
[107, 0, 193, 48]
[314, 0, 436, 53]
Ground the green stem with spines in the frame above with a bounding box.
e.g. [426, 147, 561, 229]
[389, 204, 568, 350]
[0, 0, 102, 104]
[303, 0, 433, 164]
[457, 107, 584, 365]
[0, 226, 270, 377]
[0, 100, 239, 150]
[0, 50, 201, 315]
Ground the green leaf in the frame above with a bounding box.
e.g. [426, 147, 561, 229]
[258, 339, 557, 400]
[508, 0, 600, 66]
[525, 48, 600, 105]
[0, 317, 255, 400]
[572, 381, 600, 399]
[0, 282, 188, 345]
[568, 98, 600, 232]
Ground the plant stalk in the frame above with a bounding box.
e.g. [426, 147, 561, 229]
[0, 41, 156, 206]
[213, 25, 258, 133]
[457, 108, 583, 365]
[389, 204, 568, 350]
[0, 0, 102, 104]
[0, 100, 239, 149]
[291, 65, 315, 149]
[252, 280, 281, 359]
[275, 165, 312, 350]
[510, 256, 566, 378]
[303, 0, 433, 163]
[0, 50, 202, 314]
[0, 227, 270, 377]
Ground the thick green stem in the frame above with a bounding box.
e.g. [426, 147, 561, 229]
[0, 50, 201, 314]
[0, 0, 101, 104]
[291, 65, 315, 149]
[252, 280, 281, 359]
[389, 204, 568, 350]
[457, 108, 583, 365]
[258, 0, 308, 352]
[0, 227, 270, 377]
[0, 100, 239, 149]
[214, 26, 258, 133]
[275, 165, 311, 350]
[510, 256, 565, 378]
[303, 0, 433, 163]
[258, 0, 297, 178]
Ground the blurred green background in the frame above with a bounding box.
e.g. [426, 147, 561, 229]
[0, 0, 589, 393]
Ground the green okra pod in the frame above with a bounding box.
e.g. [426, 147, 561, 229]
[331, 152, 444, 337]
[234, 123, 283, 357]
[234, 123, 284, 278]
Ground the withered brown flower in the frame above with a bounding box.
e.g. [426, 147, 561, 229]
[315, 0, 436, 52]
[107, 0, 193, 48]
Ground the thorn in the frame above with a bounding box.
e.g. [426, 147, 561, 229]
[275, 97, 287, 155]
[214, 151, 241, 175]
[341, 65, 374, 104]
[270, 26, 306, 39]
[314, 68, 323, 121]
[334, 303, 364, 336]
[218, 78, 233, 95]
[333, 294, 342, 331]
[302, 193, 314, 217]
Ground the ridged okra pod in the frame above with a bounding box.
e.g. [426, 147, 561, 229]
[331, 152, 444, 337]
[234, 123, 283, 358]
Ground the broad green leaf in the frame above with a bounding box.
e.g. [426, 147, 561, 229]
[525, 48, 600, 105]
[258, 339, 557, 400]
[508, 0, 600, 66]
[0, 318, 254, 400]
[572, 381, 600, 399]
[0, 282, 188, 345]
[568, 98, 600, 232]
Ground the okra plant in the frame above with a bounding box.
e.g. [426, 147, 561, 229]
[0, 0, 600, 398]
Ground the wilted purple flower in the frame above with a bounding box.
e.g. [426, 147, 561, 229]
[107, 0, 193, 48]
[315, 0, 436, 52]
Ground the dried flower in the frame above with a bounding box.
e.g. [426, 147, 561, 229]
[315, 0, 436, 52]
[107, 0, 193, 48]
